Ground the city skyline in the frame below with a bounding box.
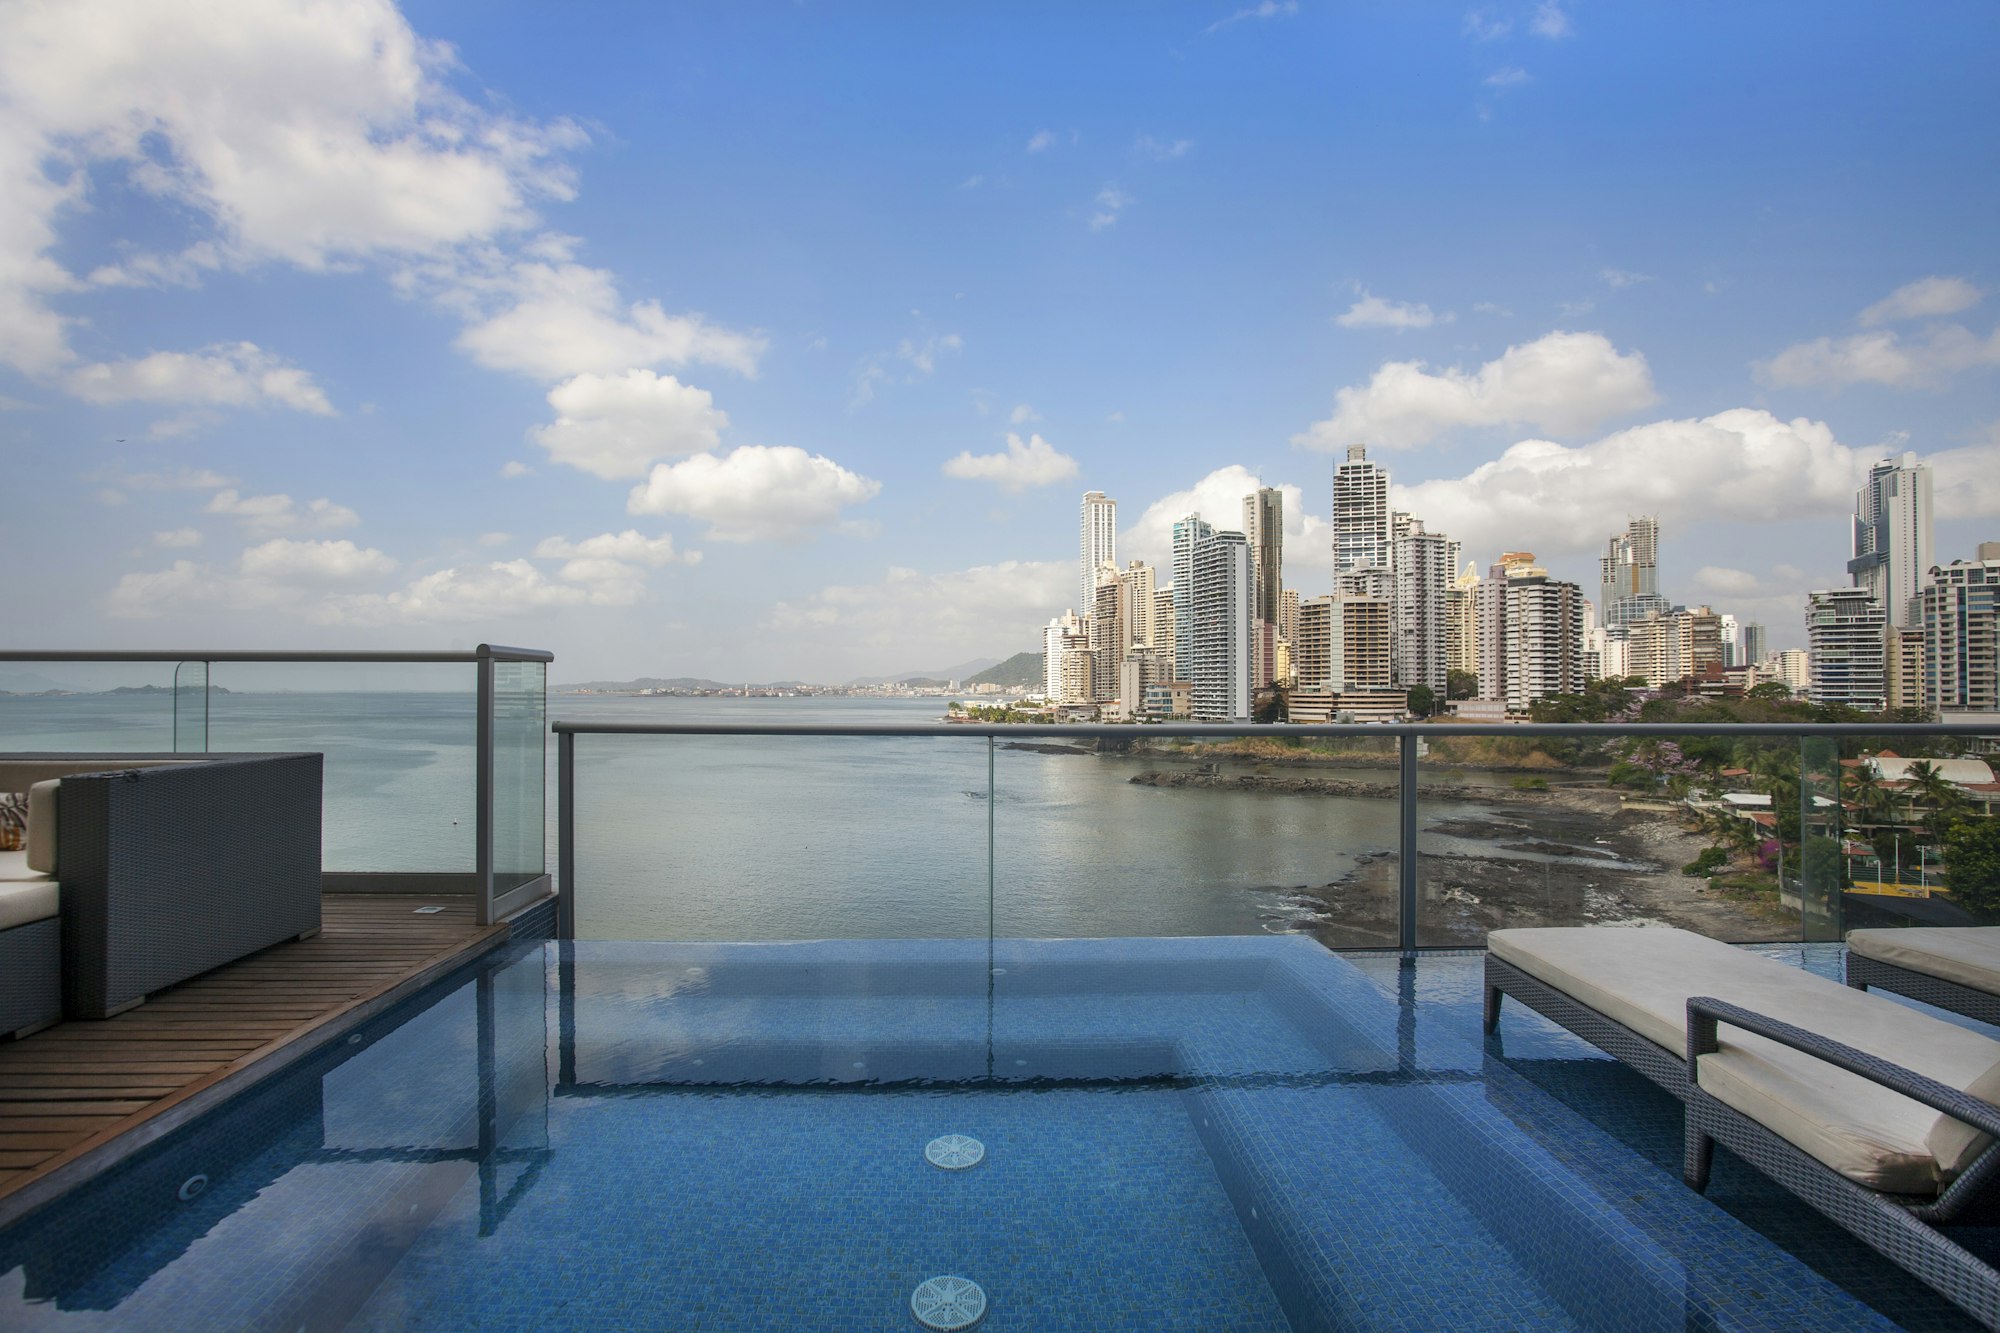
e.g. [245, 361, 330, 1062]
[3, 3, 1998, 682]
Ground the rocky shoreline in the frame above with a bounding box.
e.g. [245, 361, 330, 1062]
[1125, 768, 1583, 805]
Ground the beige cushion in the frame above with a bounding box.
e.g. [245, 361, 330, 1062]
[0, 849, 46, 882]
[0, 874, 58, 930]
[1848, 928, 2000, 999]
[1491, 926, 2000, 1194]
[25, 780, 57, 874]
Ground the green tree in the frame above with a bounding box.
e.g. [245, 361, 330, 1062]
[1747, 681, 1792, 702]
[1446, 669, 1478, 701]
[1406, 684, 1438, 718]
[1943, 819, 2000, 916]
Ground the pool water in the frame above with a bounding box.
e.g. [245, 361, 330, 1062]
[0, 937, 1989, 1330]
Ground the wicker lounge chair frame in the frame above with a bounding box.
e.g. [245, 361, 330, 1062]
[0, 918, 61, 1039]
[1848, 951, 2000, 1027]
[1483, 953, 1688, 1096]
[1684, 997, 2000, 1329]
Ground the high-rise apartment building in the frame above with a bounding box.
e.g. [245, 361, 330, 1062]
[1278, 589, 1300, 652]
[1242, 488, 1284, 627]
[1477, 553, 1585, 711]
[1625, 607, 1723, 687]
[1191, 530, 1253, 721]
[1806, 587, 1887, 710]
[1120, 560, 1156, 650]
[1446, 562, 1480, 680]
[1885, 626, 1925, 714]
[1296, 595, 1391, 694]
[1090, 575, 1125, 704]
[1922, 543, 2000, 719]
[1599, 517, 1669, 630]
[1152, 583, 1176, 667]
[1171, 513, 1213, 684]
[1041, 612, 1088, 702]
[1584, 625, 1630, 681]
[1740, 622, 1767, 671]
[1392, 517, 1450, 692]
[1079, 491, 1117, 615]
[1718, 614, 1741, 667]
[1849, 454, 1934, 629]
[1332, 445, 1391, 575]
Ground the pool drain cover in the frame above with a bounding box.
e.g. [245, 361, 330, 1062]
[924, 1134, 985, 1170]
[910, 1275, 986, 1329]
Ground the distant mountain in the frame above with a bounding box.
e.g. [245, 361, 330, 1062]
[964, 651, 1042, 690]
[555, 676, 736, 692]
[841, 655, 1002, 688]
[0, 669, 74, 694]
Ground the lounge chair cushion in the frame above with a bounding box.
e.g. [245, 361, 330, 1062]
[1491, 927, 2000, 1194]
[26, 779, 57, 874]
[0, 864, 59, 930]
[1849, 928, 2000, 1000]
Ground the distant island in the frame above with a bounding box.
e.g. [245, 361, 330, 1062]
[556, 652, 1039, 700]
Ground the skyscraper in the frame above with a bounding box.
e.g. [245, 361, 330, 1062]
[1191, 530, 1253, 721]
[1152, 583, 1176, 665]
[1242, 487, 1284, 626]
[1806, 587, 1887, 710]
[1921, 543, 2000, 718]
[1477, 553, 1585, 710]
[1041, 611, 1087, 702]
[1120, 560, 1156, 650]
[1849, 453, 1934, 629]
[1599, 517, 1668, 630]
[1392, 517, 1450, 691]
[1332, 445, 1390, 575]
[1740, 622, 1767, 668]
[1079, 491, 1117, 614]
[1171, 513, 1214, 684]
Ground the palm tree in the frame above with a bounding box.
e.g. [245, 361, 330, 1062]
[1904, 760, 1965, 838]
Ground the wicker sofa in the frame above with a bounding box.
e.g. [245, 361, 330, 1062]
[0, 753, 323, 1022]
[1485, 926, 2000, 1327]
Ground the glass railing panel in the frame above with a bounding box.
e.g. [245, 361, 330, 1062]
[1414, 729, 1811, 946]
[205, 662, 477, 873]
[173, 659, 209, 753]
[992, 730, 1400, 947]
[1838, 732, 2000, 931]
[490, 658, 546, 893]
[566, 731, 991, 943]
[0, 659, 181, 753]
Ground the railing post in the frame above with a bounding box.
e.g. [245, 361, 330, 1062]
[475, 646, 496, 926]
[1399, 730, 1418, 952]
[558, 728, 576, 942]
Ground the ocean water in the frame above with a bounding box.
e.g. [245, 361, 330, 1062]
[0, 688, 1509, 943]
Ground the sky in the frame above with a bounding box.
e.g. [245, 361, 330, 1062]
[3, 0, 1997, 683]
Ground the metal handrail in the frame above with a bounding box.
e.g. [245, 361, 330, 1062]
[551, 717, 1996, 947]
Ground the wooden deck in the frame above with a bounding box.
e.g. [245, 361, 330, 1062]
[0, 894, 514, 1226]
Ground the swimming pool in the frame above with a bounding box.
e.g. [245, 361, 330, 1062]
[0, 936, 1984, 1330]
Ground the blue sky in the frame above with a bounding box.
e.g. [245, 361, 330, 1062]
[3, 0, 1997, 681]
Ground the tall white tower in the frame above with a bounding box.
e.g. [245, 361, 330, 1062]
[1079, 491, 1118, 615]
[1332, 445, 1390, 576]
[1848, 453, 1934, 629]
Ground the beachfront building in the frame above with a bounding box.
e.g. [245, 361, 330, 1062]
[1392, 517, 1451, 693]
[1079, 491, 1118, 615]
[1172, 513, 1214, 686]
[1923, 543, 2000, 720]
[1191, 529, 1253, 721]
[1332, 445, 1391, 576]
[1807, 586, 1888, 711]
[1477, 553, 1586, 712]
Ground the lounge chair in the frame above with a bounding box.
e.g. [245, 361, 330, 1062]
[1486, 927, 2000, 1328]
[1847, 927, 2000, 1026]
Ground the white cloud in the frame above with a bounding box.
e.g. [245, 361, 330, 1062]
[959, 174, 985, 190]
[534, 530, 699, 568]
[1135, 136, 1194, 161]
[627, 445, 881, 542]
[238, 538, 396, 583]
[152, 528, 202, 548]
[0, 0, 583, 375]
[1206, 0, 1299, 35]
[852, 330, 962, 406]
[1600, 267, 1653, 289]
[768, 560, 1069, 666]
[1295, 330, 1657, 449]
[1009, 403, 1040, 425]
[500, 460, 533, 479]
[1462, 8, 1512, 40]
[318, 560, 602, 625]
[108, 538, 396, 618]
[64, 342, 334, 414]
[942, 433, 1080, 494]
[527, 369, 727, 479]
[1757, 324, 2000, 390]
[205, 489, 360, 535]
[1472, 301, 1513, 317]
[438, 247, 765, 381]
[1090, 185, 1132, 231]
[1530, 1, 1573, 38]
[1484, 66, 1532, 90]
[1335, 292, 1448, 331]
[477, 531, 511, 546]
[1026, 130, 1057, 153]
[1859, 276, 1983, 327]
[1388, 409, 1944, 560]
[1932, 438, 2000, 521]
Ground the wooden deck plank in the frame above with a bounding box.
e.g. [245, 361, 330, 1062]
[0, 893, 519, 1225]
